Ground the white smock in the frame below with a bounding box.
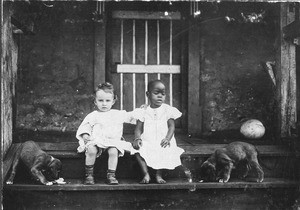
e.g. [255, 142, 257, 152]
[76, 109, 139, 157]
[131, 103, 184, 170]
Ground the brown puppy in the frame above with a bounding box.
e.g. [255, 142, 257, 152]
[6, 141, 62, 185]
[200, 141, 264, 183]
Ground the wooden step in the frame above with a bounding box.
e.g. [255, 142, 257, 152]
[4, 178, 299, 210]
[4, 141, 300, 182]
[4, 136, 300, 210]
[4, 178, 299, 191]
[36, 141, 300, 158]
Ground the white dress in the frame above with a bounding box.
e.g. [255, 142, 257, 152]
[131, 103, 184, 170]
[76, 109, 139, 157]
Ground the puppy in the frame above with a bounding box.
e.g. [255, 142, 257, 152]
[200, 141, 264, 183]
[6, 141, 62, 185]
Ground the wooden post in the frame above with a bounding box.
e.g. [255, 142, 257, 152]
[0, 0, 3, 208]
[188, 19, 202, 136]
[276, 3, 297, 138]
[93, 15, 106, 88]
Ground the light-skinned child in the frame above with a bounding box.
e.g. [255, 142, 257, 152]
[76, 82, 138, 185]
[132, 80, 191, 184]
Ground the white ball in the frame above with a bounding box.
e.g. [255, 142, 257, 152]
[240, 119, 265, 139]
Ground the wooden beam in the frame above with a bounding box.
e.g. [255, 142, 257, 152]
[276, 3, 297, 138]
[112, 11, 181, 20]
[188, 20, 202, 136]
[0, 0, 3, 206]
[93, 16, 106, 88]
[116, 64, 180, 74]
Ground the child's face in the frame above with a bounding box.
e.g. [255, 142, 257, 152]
[147, 82, 166, 108]
[94, 90, 115, 112]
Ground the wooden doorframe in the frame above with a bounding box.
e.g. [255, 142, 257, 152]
[93, 13, 107, 88]
[94, 3, 203, 135]
[188, 19, 202, 136]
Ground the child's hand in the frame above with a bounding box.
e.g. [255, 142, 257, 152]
[161, 138, 170, 148]
[82, 134, 91, 144]
[140, 104, 148, 109]
[132, 138, 142, 149]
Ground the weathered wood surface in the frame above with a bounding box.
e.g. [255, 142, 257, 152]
[112, 11, 181, 20]
[4, 187, 298, 210]
[33, 141, 299, 157]
[0, 0, 3, 204]
[188, 19, 202, 136]
[93, 13, 106, 87]
[4, 178, 299, 191]
[116, 64, 181, 74]
[276, 3, 297, 138]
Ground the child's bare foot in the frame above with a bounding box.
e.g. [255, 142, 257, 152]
[140, 173, 150, 184]
[155, 174, 166, 184]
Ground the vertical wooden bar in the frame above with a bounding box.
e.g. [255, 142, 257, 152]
[120, 20, 123, 64]
[188, 19, 202, 136]
[120, 20, 124, 110]
[93, 8, 106, 87]
[132, 20, 136, 109]
[180, 19, 189, 130]
[0, 0, 3, 203]
[276, 3, 297, 138]
[98, 2, 101, 14]
[169, 20, 173, 106]
[145, 20, 148, 104]
[157, 20, 160, 80]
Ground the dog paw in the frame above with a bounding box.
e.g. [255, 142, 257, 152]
[199, 180, 204, 183]
[257, 178, 264, 183]
[6, 181, 13, 185]
[219, 179, 224, 183]
[45, 182, 53, 186]
[54, 178, 66, 185]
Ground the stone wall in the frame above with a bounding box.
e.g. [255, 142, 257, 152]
[199, 3, 277, 139]
[15, 2, 278, 140]
[16, 2, 95, 134]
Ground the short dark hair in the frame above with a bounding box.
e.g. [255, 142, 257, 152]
[147, 80, 165, 92]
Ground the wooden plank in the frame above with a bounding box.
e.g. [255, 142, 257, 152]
[123, 19, 133, 64]
[33, 141, 298, 157]
[4, 178, 299, 191]
[93, 14, 106, 87]
[179, 19, 188, 130]
[117, 64, 180, 74]
[182, 145, 299, 157]
[188, 19, 202, 136]
[135, 19, 145, 65]
[112, 11, 181, 20]
[0, 0, 3, 204]
[276, 3, 297, 138]
[159, 20, 170, 65]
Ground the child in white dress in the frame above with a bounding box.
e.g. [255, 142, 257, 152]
[132, 80, 189, 184]
[76, 82, 138, 185]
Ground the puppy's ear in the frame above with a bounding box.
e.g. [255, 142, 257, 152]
[202, 161, 216, 170]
